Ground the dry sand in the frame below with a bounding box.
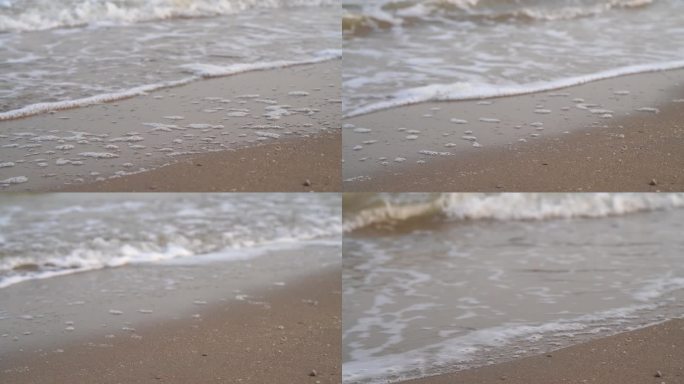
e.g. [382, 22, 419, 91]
[59, 131, 340, 192]
[1, 267, 341, 384]
[400, 319, 684, 384]
[343, 69, 684, 192]
[0, 61, 340, 192]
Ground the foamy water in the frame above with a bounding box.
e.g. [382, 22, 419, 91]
[0, 0, 337, 32]
[0, 193, 341, 289]
[0, 1, 339, 116]
[342, 0, 684, 116]
[343, 193, 684, 383]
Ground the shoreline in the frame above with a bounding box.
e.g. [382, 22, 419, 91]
[343, 68, 684, 192]
[1, 256, 341, 383]
[343, 61, 684, 119]
[0, 56, 340, 122]
[0, 61, 341, 192]
[398, 319, 684, 384]
[58, 131, 340, 192]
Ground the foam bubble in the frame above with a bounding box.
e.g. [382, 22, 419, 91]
[78, 152, 119, 159]
[479, 118, 500, 123]
[636, 107, 659, 113]
[0, 176, 28, 185]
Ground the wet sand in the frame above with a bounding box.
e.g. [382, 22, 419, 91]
[59, 131, 340, 192]
[343, 69, 684, 192]
[0, 61, 340, 192]
[400, 319, 684, 384]
[1, 265, 341, 384]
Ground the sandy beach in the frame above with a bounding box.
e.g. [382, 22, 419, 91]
[400, 319, 684, 384]
[0, 61, 341, 192]
[343, 69, 684, 192]
[1, 254, 341, 384]
[59, 131, 340, 192]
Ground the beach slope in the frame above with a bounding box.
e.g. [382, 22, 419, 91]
[401, 319, 684, 384]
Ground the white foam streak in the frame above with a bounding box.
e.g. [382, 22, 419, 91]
[0, 77, 194, 121]
[0, 51, 340, 121]
[440, 193, 684, 222]
[345, 60, 684, 117]
[180, 49, 341, 78]
[0, 237, 339, 290]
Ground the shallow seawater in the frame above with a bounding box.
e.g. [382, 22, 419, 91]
[342, 0, 684, 116]
[342, 193, 684, 383]
[0, 62, 340, 191]
[0, 240, 339, 356]
[0, 193, 342, 288]
[0, 1, 339, 115]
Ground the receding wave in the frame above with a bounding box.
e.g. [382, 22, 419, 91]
[343, 193, 684, 232]
[344, 60, 684, 117]
[0, 0, 337, 32]
[0, 49, 341, 121]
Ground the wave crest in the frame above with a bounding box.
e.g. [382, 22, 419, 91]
[0, 0, 336, 32]
[344, 193, 684, 232]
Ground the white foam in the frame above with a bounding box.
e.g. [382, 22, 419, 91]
[0, 176, 28, 185]
[255, 131, 280, 139]
[418, 150, 451, 156]
[0, 50, 340, 122]
[180, 49, 340, 79]
[345, 60, 684, 117]
[287, 91, 310, 96]
[636, 107, 659, 113]
[0, 77, 195, 121]
[479, 118, 500, 123]
[186, 124, 224, 129]
[441, 193, 684, 222]
[633, 276, 684, 302]
[78, 152, 119, 159]
[0, 0, 337, 32]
